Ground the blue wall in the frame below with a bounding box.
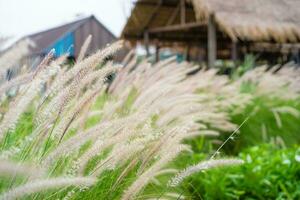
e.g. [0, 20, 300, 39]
[46, 32, 75, 57]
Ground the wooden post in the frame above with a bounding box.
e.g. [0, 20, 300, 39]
[198, 43, 206, 63]
[185, 45, 191, 61]
[208, 14, 216, 68]
[144, 30, 150, 57]
[155, 45, 160, 62]
[297, 48, 300, 65]
[180, 0, 186, 25]
[231, 41, 238, 66]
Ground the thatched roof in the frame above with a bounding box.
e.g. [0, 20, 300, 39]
[191, 0, 300, 42]
[122, 0, 300, 44]
[122, 0, 199, 45]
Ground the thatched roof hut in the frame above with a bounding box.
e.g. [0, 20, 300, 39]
[122, 0, 300, 66]
[192, 0, 300, 43]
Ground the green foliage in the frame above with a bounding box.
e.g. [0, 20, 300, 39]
[222, 94, 300, 155]
[232, 54, 256, 79]
[92, 92, 110, 110]
[182, 78, 300, 199]
[1, 111, 34, 150]
[117, 88, 138, 116]
[183, 145, 300, 200]
[75, 166, 139, 200]
[186, 94, 300, 157]
[1, 48, 300, 200]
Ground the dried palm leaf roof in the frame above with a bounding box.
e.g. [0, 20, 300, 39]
[122, 0, 300, 43]
[191, 0, 300, 42]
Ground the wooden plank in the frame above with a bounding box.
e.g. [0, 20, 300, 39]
[149, 22, 206, 33]
[208, 14, 216, 68]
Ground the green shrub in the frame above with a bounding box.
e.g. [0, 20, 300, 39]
[222, 96, 300, 155]
[183, 144, 300, 200]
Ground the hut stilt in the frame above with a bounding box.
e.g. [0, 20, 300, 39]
[208, 14, 216, 68]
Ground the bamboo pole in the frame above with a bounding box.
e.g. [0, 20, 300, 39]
[208, 14, 217, 68]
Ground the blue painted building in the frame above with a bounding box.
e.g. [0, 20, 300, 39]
[25, 15, 116, 59]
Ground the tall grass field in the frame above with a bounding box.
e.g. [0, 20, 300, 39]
[0, 39, 299, 199]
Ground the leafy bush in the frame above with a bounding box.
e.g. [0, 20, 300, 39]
[180, 65, 300, 199]
[221, 95, 300, 155]
[183, 144, 300, 200]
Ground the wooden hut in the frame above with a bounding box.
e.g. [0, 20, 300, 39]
[122, 0, 300, 66]
[21, 15, 116, 61]
[2, 15, 125, 81]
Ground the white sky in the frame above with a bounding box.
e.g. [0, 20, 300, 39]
[0, 0, 135, 40]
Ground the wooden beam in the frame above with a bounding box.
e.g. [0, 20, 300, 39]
[166, 2, 181, 26]
[208, 14, 216, 68]
[142, 0, 162, 30]
[149, 22, 206, 33]
[135, 1, 193, 9]
[135, 1, 176, 7]
[180, 0, 186, 25]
